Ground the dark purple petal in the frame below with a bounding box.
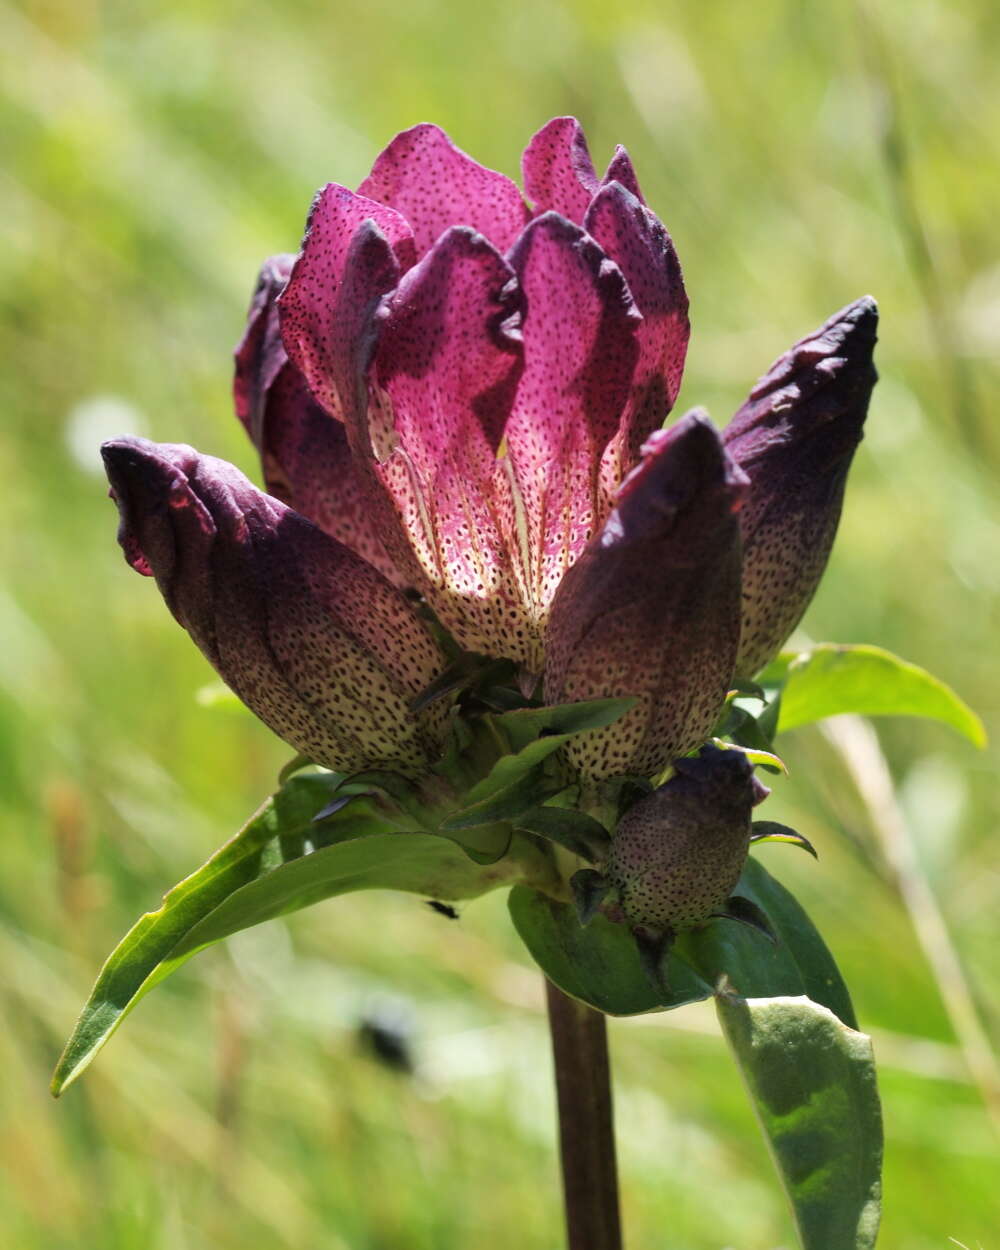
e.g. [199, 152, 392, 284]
[102, 437, 445, 773]
[278, 184, 414, 417]
[358, 124, 530, 257]
[584, 182, 690, 480]
[362, 227, 532, 656]
[521, 117, 601, 223]
[504, 212, 641, 625]
[234, 255, 400, 581]
[723, 297, 878, 678]
[544, 412, 748, 781]
[607, 745, 757, 933]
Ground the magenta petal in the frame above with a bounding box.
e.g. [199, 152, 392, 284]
[602, 145, 644, 202]
[521, 117, 601, 223]
[585, 183, 690, 481]
[723, 297, 879, 678]
[278, 184, 414, 416]
[504, 212, 641, 620]
[234, 256, 400, 581]
[363, 227, 530, 656]
[102, 437, 445, 773]
[544, 412, 747, 781]
[358, 124, 530, 257]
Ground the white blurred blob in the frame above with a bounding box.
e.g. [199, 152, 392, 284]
[65, 394, 148, 473]
[617, 25, 706, 134]
[958, 262, 1000, 356]
[898, 753, 968, 872]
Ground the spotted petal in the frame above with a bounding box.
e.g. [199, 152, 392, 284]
[102, 437, 445, 774]
[278, 184, 415, 417]
[724, 297, 878, 679]
[585, 182, 689, 486]
[234, 254, 399, 580]
[544, 412, 747, 781]
[361, 226, 530, 656]
[359, 123, 530, 257]
[503, 213, 641, 643]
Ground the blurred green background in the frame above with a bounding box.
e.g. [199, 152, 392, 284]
[2, 0, 998, 1245]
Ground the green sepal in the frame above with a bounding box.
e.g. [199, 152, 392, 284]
[716, 981, 882, 1250]
[710, 738, 788, 774]
[750, 821, 819, 859]
[493, 696, 636, 753]
[515, 807, 611, 862]
[569, 869, 610, 924]
[713, 895, 778, 943]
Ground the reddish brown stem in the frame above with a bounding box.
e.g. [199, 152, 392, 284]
[545, 978, 623, 1250]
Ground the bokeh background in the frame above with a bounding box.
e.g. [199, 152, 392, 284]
[2, 0, 999, 1245]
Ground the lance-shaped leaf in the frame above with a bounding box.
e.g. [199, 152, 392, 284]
[52, 773, 551, 1095]
[101, 438, 446, 774]
[723, 298, 879, 679]
[544, 411, 748, 780]
[716, 984, 882, 1250]
[358, 122, 530, 257]
[233, 253, 399, 580]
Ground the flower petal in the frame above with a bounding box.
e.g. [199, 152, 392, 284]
[585, 182, 690, 483]
[234, 255, 399, 581]
[361, 227, 532, 657]
[723, 297, 878, 678]
[602, 145, 644, 202]
[358, 123, 530, 257]
[102, 437, 445, 773]
[504, 212, 641, 626]
[521, 116, 600, 223]
[544, 412, 747, 781]
[278, 184, 415, 416]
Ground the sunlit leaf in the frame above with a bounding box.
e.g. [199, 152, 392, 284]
[52, 777, 542, 1095]
[716, 984, 882, 1250]
[776, 644, 985, 747]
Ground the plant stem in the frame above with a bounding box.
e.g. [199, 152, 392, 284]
[545, 979, 623, 1250]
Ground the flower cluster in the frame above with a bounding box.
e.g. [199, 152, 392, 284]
[103, 118, 877, 947]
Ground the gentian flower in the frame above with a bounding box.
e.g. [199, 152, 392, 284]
[105, 116, 878, 794]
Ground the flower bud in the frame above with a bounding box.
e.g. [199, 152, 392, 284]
[101, 437, 445, 774]
[723, 297, 878, 678]
[605, 745, 761, 936]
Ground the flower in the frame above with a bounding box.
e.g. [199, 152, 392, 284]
[105, 116, 878, 788]
[102, 437, 446, 775]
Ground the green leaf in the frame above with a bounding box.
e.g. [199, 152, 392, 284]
[509, 857, 856, 1025]
[716, 984, 882, 1250]
[514, 806, 611, 862]
[776, 644, 985, 747]
[710, 738, 788, 774]
[495, 696, 636, 752]
[52, 778, 541, 1096]
[508, 886, 712, 1015]
[690, 858, 857, 1028]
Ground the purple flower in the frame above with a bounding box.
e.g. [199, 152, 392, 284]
[102, 437, 446, 774]
[105, 117, 877, 785]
